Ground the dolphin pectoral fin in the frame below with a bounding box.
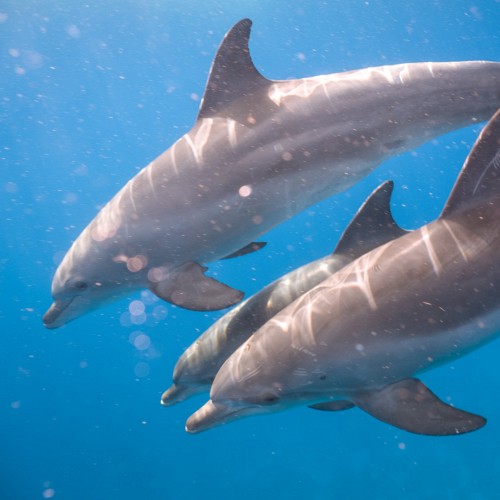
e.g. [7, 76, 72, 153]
[308, 401, 355, 411]
[352, 378, 486, 436]
[149, 261, 244, 311]
[222, 242, 267, 259]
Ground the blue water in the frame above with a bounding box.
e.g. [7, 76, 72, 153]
[2, 1, 500, 498]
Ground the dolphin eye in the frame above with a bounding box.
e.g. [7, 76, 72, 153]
[260, 393, 279, 404]
[72, 281, 89, 291]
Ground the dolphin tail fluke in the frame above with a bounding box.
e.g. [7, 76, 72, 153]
[149, 261, 243, 311]
[352, 378, 486, 436]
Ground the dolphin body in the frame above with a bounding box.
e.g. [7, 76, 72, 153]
[161, 181, 408, 405]
[43, 18, 500, 328]
[186, 110, 500, 436]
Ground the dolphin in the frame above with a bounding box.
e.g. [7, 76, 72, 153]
[43, 18, 500, 328]
[161, 181, 408, 405]
[186, 109, 500, 436]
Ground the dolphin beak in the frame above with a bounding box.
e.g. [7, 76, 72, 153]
[161, 384, 206, 407]
[186, 400, 243, 434]
[43, 298, 74, 329]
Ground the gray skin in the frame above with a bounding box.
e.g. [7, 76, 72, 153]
[161, 181, 408, 405]
[186, 109, 500, 436]
[43, 18, 500, 328]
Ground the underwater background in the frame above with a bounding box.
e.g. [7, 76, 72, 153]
[2, 1, 500, 498]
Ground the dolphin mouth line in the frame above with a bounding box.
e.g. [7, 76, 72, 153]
[43, 296, 77, 328]
[185, 401, 253, 434]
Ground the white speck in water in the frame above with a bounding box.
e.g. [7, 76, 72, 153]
[23, 50, 44, 70]
[129, 300, 145, 316]
[152, 305, 168, 320]
[42, 488, 55, 499]
[5, 181, 18, 193]
[66, 24, 81, 38]
[130, 312, 147, 325]
[140, 290, 158, 305]
[119, 312, 132, 327]
[133, 334, 151, 351]
[134, 362, 150, 378]
[126, 255, 148, 272]
[62, 192, 78, 205]
[238, 185, 252, 197]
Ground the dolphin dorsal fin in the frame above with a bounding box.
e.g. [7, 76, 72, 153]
[333, 181, 409, 260]
[197, 19, 272, 121]
[440, 109, 500, 218]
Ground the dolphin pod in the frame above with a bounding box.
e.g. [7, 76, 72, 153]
[44, 19, 500, 328]
[186, 109, 500, 435]
[161, 181, 408, 406]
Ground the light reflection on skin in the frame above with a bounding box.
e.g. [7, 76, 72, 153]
[44, 19, 500, 329]
[187, 112, 500, 433]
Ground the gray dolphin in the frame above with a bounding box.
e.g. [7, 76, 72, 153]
[186, 109, 500, 436]
[43, 18, 500, 328]
[161, 181, 408, 405]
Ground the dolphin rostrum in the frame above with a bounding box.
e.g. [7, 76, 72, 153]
[161, 181, 408, 405]
[186, 109, 500, 436]
[43, 18, 500, 328]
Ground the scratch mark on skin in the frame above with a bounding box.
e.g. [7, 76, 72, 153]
[349, 245, 388, 311]
[473, 150, 500, 195]
[321, 80, 333, 106]
[421, 226, 441, 275]
[185, 134, 201, 165]
[354, 263, 378, 311]
[397, 64, 412, 84]
[146, 161, 156, 194]
[170, 143, 179, 176]
[268, 64, 427, 107]
[227, 119, 238, 148]
[441, 220, 469, 263]
[125, 179, 138, 214]
[231, 341, 262, 383]
[192, 118, 214, 165]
